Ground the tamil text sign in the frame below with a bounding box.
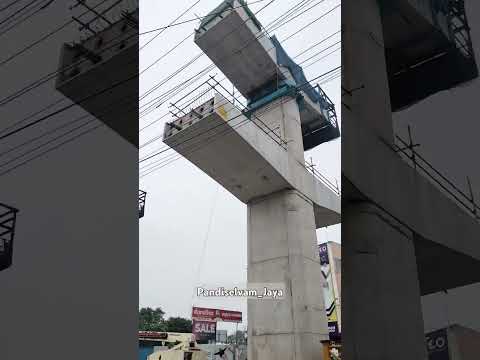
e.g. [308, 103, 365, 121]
[192, 307, 242, 323]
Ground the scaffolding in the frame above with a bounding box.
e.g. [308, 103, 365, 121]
[0, 202, 19, 271]
[381, 0, 478, 110]
[139, 190, 146, 219]
[56, 0, 139, 147]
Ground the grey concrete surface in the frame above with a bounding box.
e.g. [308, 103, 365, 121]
[342, 0, 480, 358]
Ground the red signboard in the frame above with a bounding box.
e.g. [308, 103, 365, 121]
[192, 319, 217, 343]
[192, 307, 242, 323]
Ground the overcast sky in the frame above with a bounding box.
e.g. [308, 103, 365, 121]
[138, 0, 341, 333]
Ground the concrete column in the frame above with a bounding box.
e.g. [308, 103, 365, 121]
[342, 202, 427, 360]
[247, 189, 329, 360]
[342, 0, 394, 143]
[253, 94, 305, 163]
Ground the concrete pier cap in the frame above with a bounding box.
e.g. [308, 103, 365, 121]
[163, 92, 341, 228]
[193, 0, 340, 150]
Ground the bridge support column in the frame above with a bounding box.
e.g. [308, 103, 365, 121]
[342, 202, 427, 360]
[247, 189, 329, 360]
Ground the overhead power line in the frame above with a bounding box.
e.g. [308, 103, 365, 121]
[141, 34, 341, 144]
[0, 0, 23, 13]
[139, 67, 340, 170]
[5, 0, 337, 156]
[0, 1, 49, 37]
[0, 59, 340, 179]
[0, 96, 140, 176]
[139, 0, 271, 36]
[138, 0, 338, 120]
[0, 0, 112, 67]
[2, 0, 329, 136]
[0, 62, 339, 179]
[139, 0, 200, 51]
[0, 73, 138, 142]
[0, 123, 105, 177]
[138, 0, 279, 104]
[0, 0, 41, 28]
[0, 28, 139, 108]
[1, 0, 340, 174]
[139, 2, 340, 129]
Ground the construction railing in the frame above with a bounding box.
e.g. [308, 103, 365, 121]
[394, 129, 479, 220]
[139, 190, 147, 219]
[0, 202, 19, 271]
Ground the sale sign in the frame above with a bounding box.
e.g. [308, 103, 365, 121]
[193, 319, 217, 343]
[192, 307, 242, 323]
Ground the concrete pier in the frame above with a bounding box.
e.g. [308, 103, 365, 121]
[165, 2, 342, 358]
[165, 92, 339, 359]
[342, 202, 427, 360]
[247, 189, 329, 360]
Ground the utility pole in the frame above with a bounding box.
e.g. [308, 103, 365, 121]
[164, 1, 340, 359]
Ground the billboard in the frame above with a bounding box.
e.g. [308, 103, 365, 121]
[319, 243, 340, 340]
[192, 307, 242, 323]
[426, 328, 449, 360]
[193, 319, 217, 343]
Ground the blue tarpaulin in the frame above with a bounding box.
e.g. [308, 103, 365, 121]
[270, 35, 327, 108]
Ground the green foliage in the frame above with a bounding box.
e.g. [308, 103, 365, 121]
[165, 316, 192, 333]
[138, 308, 192, 333]
[139, 307, 167, 331]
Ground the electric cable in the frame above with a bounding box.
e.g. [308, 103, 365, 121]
[139, 0, 200, 51]
[1, 1, 340, 174]
[139, 0, 271, 36]
[139, 1, 339, 122]
[0, 0, 41, 28]
[0, 11, 139, 108]
[0, 0, 23, 13]
[0, 68, 339, 178]
[0, 0, 113, 67]
[139, 68, 340, 173]
[139, 40, 341, 150]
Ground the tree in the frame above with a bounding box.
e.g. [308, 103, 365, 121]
[165, 316, 192, 333]
[139, 307, 167, 331]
